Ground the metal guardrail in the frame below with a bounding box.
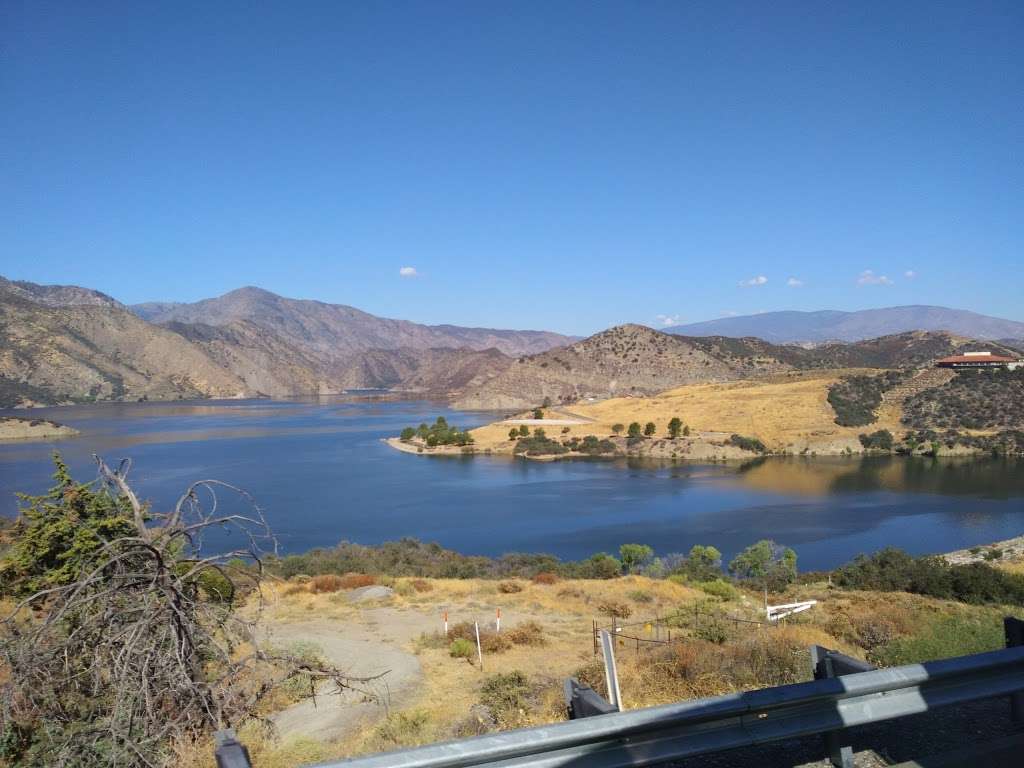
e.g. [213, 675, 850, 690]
[220, 617, 1024, 768]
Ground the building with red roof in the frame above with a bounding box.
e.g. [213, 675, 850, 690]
[935, 351, 1022, 370]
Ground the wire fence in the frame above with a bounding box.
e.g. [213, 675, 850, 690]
[591, 604, 778, 655]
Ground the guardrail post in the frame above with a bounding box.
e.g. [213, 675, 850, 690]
[214, 729, 252, 768]
[563, 677, 618, 719]
[810, 645, 869, 768]
[1005, 616, 1024, 724]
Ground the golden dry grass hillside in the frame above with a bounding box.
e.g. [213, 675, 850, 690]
[470, 370, 901, 455]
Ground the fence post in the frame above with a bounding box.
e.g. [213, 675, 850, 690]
[593, 619, 598, 656]
[474, 621, 483, 672]
[810, 646, 854, 768]
[1005, 616, 1024, 724]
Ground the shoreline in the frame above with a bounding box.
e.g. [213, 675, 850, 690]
[0, 417, 79, 441]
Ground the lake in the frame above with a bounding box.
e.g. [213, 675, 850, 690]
[1, 399, 1022, 571]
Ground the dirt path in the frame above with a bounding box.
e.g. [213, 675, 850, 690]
[261, 601, 564, 743]
[263, 612, 425, 743]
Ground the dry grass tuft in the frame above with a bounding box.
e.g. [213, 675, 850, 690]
[498, 581, 524, 594]
[506, 621, 547, 646]
[531, 572, 559, 585]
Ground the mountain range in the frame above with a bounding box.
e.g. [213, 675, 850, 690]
[1, 275, 1021, 409]
[0, 279, 571, 406]
[665, 306, 1024, 344]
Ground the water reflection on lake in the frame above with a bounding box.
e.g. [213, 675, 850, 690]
[0, 399, 1021, 570]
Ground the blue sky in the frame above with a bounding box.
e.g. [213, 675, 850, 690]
[2, 1, 1021, 335]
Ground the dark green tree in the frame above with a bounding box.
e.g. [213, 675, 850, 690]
[643, 422, 656, 437]
[0, 455, 136, 597]
[627, 422, 642, 438]
[518, 425, 530, 437]
[611, 423, 625, 435]
[619, 543, 654, 574]
[668, 417, 683, 438]
[399, 427, 416, 442]
[728, 540, 797, 590]
[532, 408, 544, 420]
[508, 428, 519, 441]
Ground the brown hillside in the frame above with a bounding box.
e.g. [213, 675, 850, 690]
[0, 289, 250, 406]
[454, 324, 793, 410]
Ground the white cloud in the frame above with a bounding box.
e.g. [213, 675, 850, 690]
[904, 270, 917, 279]
[786, 277, 804, 287]
[656, 314, 682, 327]
[738, 275, 768, 287]
[398, 266, 418, 278]
[857, 270, 893, 286]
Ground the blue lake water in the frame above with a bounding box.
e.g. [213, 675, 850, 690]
[1, 399, 1022, 571]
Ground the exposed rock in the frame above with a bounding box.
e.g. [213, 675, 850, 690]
[347, 585, 395, 603]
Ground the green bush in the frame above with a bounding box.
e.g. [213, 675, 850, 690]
[858, 430, 893, 451]
[479, 671, 533, 727]
[449, 638, 475, 659]
[871, 614, 1004, 666]
[832, 547, 1024, 605]
[828, 371, 906, 427]
[695, 579, 739, 601]
[513, 435, 568, 456]
[726, 434, 766, 454]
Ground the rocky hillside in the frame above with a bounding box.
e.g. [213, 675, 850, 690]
[454, 324, 794, 409]
[0, 276, 122, 309]
[794, 331, 1022, 369]
[0, 286, 249, 407]
[334, 347, 511, 394]
[133, 287, 572, 358]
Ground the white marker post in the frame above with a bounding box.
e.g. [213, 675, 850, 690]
[443, 610, 448, 636]
[474, 621, 484, 671]
[598, 630, 623, 712]
[496, 608, 501, 633]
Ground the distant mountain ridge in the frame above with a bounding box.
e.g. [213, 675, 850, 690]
[665, 306, 1024, 343]
[0, 278, 567, 405]
[132, 286, 572, 357]
[4, 276, 1021, 409]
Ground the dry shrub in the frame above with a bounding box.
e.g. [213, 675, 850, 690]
[308, 574, 345, 593]
[448, 622, 511, 653]
[557, 586, 584, 599]
[597, 600, 632, 619]
[281, 582, 308, 596]
[338, 572, 376, 589]
[853, 616, 898, 650]
[498, 581, 523, 594]
[411, 578, 433, 592]
[532, 572, 559, 585]
[506, 621, 547, 646]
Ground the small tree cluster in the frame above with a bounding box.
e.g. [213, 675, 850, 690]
[402, 416, 474, 447]
[728, 540, 797, 591]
